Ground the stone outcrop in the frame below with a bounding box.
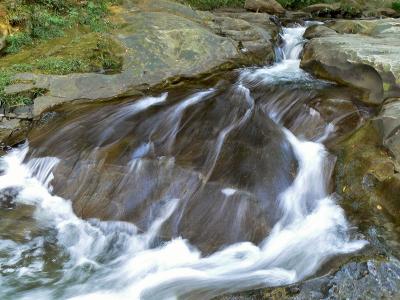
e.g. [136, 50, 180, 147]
[2, 0, 279, 124]
[205, 11, 279, 63]
[301, 19, 400, 105]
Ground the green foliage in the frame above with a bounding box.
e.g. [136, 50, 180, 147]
[30, 8, 70, 39]
[340, 2, 362, 17]
[90, 38, 122, 72]
[181, 0, 245, 10]
[5, 32, 33, 54]
[79, 1, 110, 32]
[393, 1, 400, 11]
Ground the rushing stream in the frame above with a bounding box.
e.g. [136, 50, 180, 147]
[0, 25, 367, 299]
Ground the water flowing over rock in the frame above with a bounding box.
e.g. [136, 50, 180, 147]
[27, 87, 297, 254]
[0, 25, 370, 299]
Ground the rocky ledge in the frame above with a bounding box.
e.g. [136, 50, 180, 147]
[301, 19, 400, 105]
[0, 0, 282, 146]
[1, 0, 279, 140]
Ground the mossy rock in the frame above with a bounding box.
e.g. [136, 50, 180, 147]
[333, 121, 400, 257]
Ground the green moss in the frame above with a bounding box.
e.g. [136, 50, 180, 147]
[2, 0, 120, 54]
[180, 0, 245, 10]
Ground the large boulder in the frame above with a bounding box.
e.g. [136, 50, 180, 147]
[244, 0, 285, 15]
[374, 99, 400, 163]
[301, 19, 400, 105]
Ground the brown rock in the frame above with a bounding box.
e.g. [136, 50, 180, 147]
[244, 0, 285, 15]
[376, 8, 400, 17]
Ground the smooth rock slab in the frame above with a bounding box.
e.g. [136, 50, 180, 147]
[301, 19, 400, 105]
[27, 84, 297, 253]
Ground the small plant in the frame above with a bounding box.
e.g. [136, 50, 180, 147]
[3, 0, 117, 53]
[5, 32, 33, 54]
[0, 69, 32, 107]
[30, 9, 70, 40]
[35, 57, 90, 74]
[393, 0, 400, 12]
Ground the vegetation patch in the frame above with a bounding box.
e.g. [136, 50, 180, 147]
[0, 30, 124, 107]
[2, 0, 121, 54]
[0, 1, 126, 107]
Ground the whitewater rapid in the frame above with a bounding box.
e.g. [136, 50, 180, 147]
[0, 26, 367, 300]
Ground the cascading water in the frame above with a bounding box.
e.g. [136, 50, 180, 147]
[0, 25, 367, 300]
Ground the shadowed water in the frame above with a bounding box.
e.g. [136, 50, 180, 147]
[0, 26, 368, 299]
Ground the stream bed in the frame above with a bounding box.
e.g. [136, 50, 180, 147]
[0, 25, 378, 300]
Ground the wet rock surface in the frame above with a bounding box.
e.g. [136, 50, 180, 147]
[26, 80, 301, 253]
[216, 258, 400, 299]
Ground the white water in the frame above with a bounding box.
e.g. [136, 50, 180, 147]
[0, 26, 367, 300]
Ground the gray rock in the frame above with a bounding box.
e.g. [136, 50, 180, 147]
[207, 11, 279, 63]
[374, 98, 400, 162]
[4, 83, 35, 95]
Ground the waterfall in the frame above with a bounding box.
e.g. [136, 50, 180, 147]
[0, 25, 366, 300]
